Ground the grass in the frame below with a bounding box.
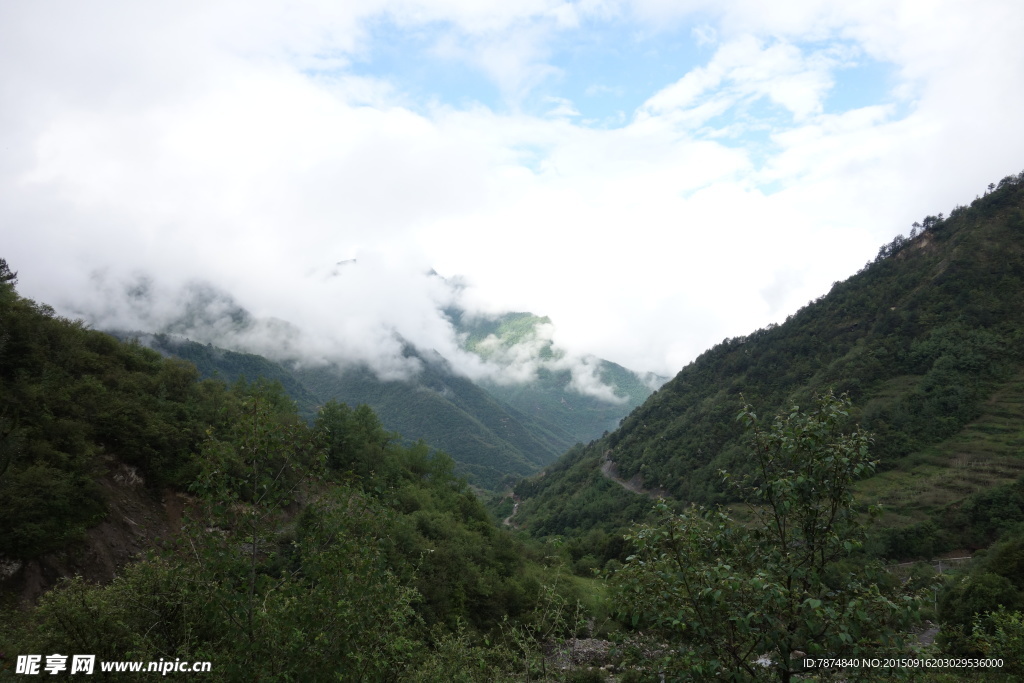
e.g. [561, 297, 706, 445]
[857, 372, 1024, 527]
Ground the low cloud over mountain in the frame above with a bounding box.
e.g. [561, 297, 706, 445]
[67, 256, 643, 402]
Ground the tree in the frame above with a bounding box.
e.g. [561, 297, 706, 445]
[14, 388, 424, 680]
[612, 392, 924, 681]
[0, 257, 16, 286]
[315, 399, 395, 481]
[971, 607, 1024, 678]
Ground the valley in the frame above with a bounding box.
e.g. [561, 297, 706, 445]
[116, 306, 661, 491]
[3, 174, 1024, 680]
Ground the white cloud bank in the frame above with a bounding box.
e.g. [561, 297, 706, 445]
[2, 0, 1023, 383]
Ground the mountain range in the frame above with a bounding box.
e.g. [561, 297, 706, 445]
[6, 171, 1024, 677]
[116, 307, 663, 490]
[514, 171, 1024, 561]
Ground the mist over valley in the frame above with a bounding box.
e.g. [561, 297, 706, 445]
[5, 1, 1024, 678]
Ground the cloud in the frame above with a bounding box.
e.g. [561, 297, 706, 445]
[58, 254, 638, 400]
[583, 83, 623, 97]
[61, 257, 443, 382]
[544, 96, 580, 117]
[2, 0, 1024, 385]
[564, 357, 629, 404]
[639, 35, 846, 125]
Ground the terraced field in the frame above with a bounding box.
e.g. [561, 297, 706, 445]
[858, 372, 1024, 526]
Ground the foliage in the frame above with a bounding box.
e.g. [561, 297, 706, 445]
[0, 378, 555, 679]
[611, 393, 925, 681]
[880, 498, 1018, 569]
[0, 269, 231, 559]
[405, 620, 518, 682]
[516, 174, 1024, 554]
[293, 357, 569, 489]
[514, 444, 655, 544]
[150, 330, 601, 490]
[1, 262, 607, 680]
[970, 607, 1024, 678]
[937, 526, 1024, 654]
[132, 332, 324, 420]
[192, 383, 320, 506]
[498, 582, 588, 680]
[9, 495, 424, 680]
[315, 398, 394, 481]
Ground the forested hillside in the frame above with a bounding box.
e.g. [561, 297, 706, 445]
[0, 260, 602, 680]
[515, 172, 1024, 556]
[6, 162, 1024, 678]
[112, 307, 658, 491]
[0, 265, 208, 562]
[132, 333, 574, 490]
[452, 310, 666, 443]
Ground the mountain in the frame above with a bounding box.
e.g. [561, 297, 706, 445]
[86, 264, 662, 491]
[514, 171, 1024, 556]
[480, 361, 658, 444]
[0, 261, 600, 679]
[123, 334, 558, 490]
[126, 333, 325, 417]
[127, 308, 660, 490]
[448, 309, 666, 443]
[288, 347, 577, 489]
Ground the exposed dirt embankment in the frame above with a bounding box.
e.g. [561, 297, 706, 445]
[502, 495, 520, 527]
[1, 462, 189, 604]
[600, 451, 668, 499]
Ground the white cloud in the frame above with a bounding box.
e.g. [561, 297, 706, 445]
[545, 96, 580, 117]
[2, 0, 1024, 385]
[639, 35, 845, 126]
[691, 23, 717, 46]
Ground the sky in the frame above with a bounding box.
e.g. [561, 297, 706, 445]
[3, 0, 1024, 386]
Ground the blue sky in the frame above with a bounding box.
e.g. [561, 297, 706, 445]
[3, 0, 1024, 382]
[348, 16, 899, 153]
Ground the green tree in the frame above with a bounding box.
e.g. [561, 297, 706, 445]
[315, 399, 395, 482]
[186, 384, 323, 675]
[612, 392, 924, 681]
[971, 607, 1024, 679]
[13, 389, 424, 681]
[0, 257, 16, 287]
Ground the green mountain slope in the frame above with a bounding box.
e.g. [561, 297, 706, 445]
[290, 350, 578, 489]
[480, 362, 655, 444]
[133, 334, 575, 489]
[1, 263, 594, 678]
[0, 264, 213, 562]
[515, 171, 1024, 545]
[125, 298, 659, 491]
[449, 309, 666, 443]
[123, 333, 324, 418]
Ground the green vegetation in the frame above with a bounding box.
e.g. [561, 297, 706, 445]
[456, 311, 557, 360]
[612, 394, 926, 681]
[135, 332, 573, 490]
[123, 332, 324, 419]
[5, 172, 1024, 680]
[481, 361, 662, 447]
[516, 173, 1024, 549]
[292, 356, 572, 490]
[0, 259, 211, 559]
[936, 527, 1024, 654]
[0, 263, 598, 680]
[451, 308, 664, 444]
[138, 321, 657, 491]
